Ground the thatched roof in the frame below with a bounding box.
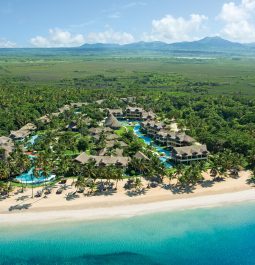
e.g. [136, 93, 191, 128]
[156, 130, 196, 144]
[104, 114, 121, 129]
[172, 145, 208, 157]
[0, 136, 14, 158]
[141, 121, 165, 130]
[105, 140, 128, 148]
[75, 153, 130, 166]
[0, 136, 12, 145]
[96, 99, 105, 105]
[106, 134, 120, 141]
[97, 148, 123, 157]
[108, 109, 123, 115]
[59, 105, 71, 113]
[126, 106, 144, 113]
[120, 97, 136, 103]
[134, 151, 149, 160]
[10, 123, 37, 140]
[142, 111, 156, 120]
[38, 115, 51, 124]
[70, 102, 88, 107]
[89, 127, 113, 135]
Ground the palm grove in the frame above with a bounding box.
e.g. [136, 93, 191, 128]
[0, 71, 255, 195]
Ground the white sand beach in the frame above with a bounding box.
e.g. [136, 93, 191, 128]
[1, 171, 254, 224]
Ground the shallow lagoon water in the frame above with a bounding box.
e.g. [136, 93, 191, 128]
[1, 202, 255, 265]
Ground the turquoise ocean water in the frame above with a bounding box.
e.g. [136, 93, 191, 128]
[1, 202, 255, 265]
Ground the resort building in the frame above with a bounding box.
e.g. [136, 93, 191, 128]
[134, 151, 149, 160]
[120, 97, 136, 104]
[70, 102, 88, 108]
[89, 127, 113, 136]
[104, 114, 122, 129]
[141, 121, 165, 136]
[97, 148, 124, 157]
[0, 136, 14, 160]
[59, 105, 71, 113]
[66, 117, 92, 132]
[96, 99, 105, 105]
[107, 107, 156, 121]
[171, 145, 209, 163]
[142, 110, 156, 120]
[38, 115, 51, 124]
[105, 140, 128, 148]
[108, 109, 123, 119]
[105, 134, 120, 141]
[10, 123, 37, 141]
[125, 107, 145, 120]
[75, 153, 130, 167]
[141, 121, 196, 147]
[155, 131, 196, 147]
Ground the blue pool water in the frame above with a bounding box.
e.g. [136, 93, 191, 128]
[1, 202, 255, 265]
[26, 135, 39, 146]
[133, 124, 172, 168]
[16, 167, 55, 184]
[16, 134, 56, 184]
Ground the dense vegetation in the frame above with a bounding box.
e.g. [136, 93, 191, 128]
[0, 56, 255, 191]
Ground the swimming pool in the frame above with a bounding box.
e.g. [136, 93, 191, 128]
[16, 168, 56, 184]
[26, 135, 39, 147]
[133, 124, 173, 168]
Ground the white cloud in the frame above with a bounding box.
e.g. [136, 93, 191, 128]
[143, 14, 208, 43]
[219, 0, 255, 42]
[30, 28, 85, 47]
[0, 38, 16, 48]
[85, 29, 135, 44]
[108, 12, 121, 19]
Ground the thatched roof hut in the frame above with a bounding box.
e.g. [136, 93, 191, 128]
[134, 151, 149, 160]
[75, 153, 130, 167]
[104, 114, 121, 129]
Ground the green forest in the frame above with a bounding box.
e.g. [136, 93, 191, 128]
[0, 56, 255, 189]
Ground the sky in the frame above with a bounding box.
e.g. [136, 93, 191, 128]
[1, 0, 255, 47]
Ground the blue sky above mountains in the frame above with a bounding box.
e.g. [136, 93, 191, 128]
[1, 0, 255, 47]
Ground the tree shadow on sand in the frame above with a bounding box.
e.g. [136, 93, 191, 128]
[65, 192, 80, 201]
[16, 195, 30, 202]
[126, 188, 147, 197]
[199, 180, 215, 188]
[167, 184, 196, 194]
[9, 203, 32, 212]
[246, 178, 255, 187]
[94, 189, 117, 197]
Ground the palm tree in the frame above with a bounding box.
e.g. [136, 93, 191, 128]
[112, 167, 123, 190]
[32, 166, 40, 198]
[82, 159, 97, 183]
[0, 161, 10, 181]
[75, 175, 86, 192]
[134, 177, 143, 192]
[166, 168, 176, 185]
[209, 156, 220, 180]
[175, 164, 185, 180]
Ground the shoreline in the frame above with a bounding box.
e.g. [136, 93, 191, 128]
[1, 171, 254, 225]
[1, 189, 255, 225]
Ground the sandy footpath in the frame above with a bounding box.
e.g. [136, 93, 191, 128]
[0, 171, 254, 224]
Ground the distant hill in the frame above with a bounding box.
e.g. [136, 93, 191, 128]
[78, 37, 254, 55]
[1, 37, 255, 58]
[169, 37, 244, 51]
